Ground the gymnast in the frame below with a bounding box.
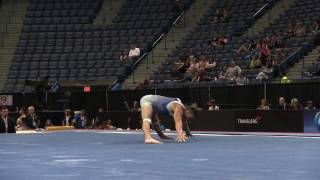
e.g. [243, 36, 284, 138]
[140, 95, 196, 144]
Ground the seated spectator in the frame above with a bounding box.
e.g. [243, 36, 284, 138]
[45, 119, 53, 129]
[220, 9, 231, 22]
[131, 101, 141, 112]
[311, 20, 320, 34]
[119, 49, 129, 65]
[198, 56, 208, 71]
[93, 108, 105, 128]
[225, 61, 241, 80]
[260, 43, 271, 66]
[184, 59, 199, 82]
[256, 65, 273, 80]
[211, 16, 219, 24]
[257, 98, 270, 110]
[62, 109, 73, 126]
[73, 110, 90, 129]
[211, 35, 220, 48]
[305, 100, 316, 110]
[236, 40, 255, 53]
[16, 108, 27, 131]
[128, 44, 140, 61]
[271, 32, 282, 49]
[276, 97, 287, 110]
[286, 23, 295, 38]
[102, 119, 116, 130]
[0, 107, 16, 133]
[289, 98, 303, 110]
[25, 106, 40, 130]
[219, 36, 228, 48]
[207, 99, 220, 111]
[187, 48, 196, 61]
[295, 22, 306, 37]
[274, 48, 284, 65]
[235, 72, 248, 86]
[198, 70, 211, 81]
[249, 55, 262, 69]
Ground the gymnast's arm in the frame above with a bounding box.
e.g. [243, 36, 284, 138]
[152, 114, 172, 140]
[172, 104, 186, 142]
[183, 120, 192, 138]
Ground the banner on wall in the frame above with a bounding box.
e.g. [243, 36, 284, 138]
[303, 110, 320, 133]
[0, 95, 13, 106]
[235, 110, 304, 132]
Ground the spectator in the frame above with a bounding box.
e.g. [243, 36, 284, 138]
[286, 23, 295, 38]
[45, 119, 53, 129]
[236, 40, 255, 53]
[295, 22, 306, 37]
[128, 44, 140, 61]
[235, 72, 248, 86]
[219, 36, 228, 48]
[305, 100, 316, 110]
[16, 108, 27, 131]
[211, 16, 219, 24]
[62, 109, 73, 126]
[103, 119, 116, 130]
[311, 20, 320, 34]
[25, 106, 40, 130]
[184, 59, 199, 82]
[225, 61, 242, 80]
[207, 99, 220, 111]
[0, 107, 16, 133]
[274, 49, 284, 65]
[257, 98, 270, 110]
[260, 43, 271, 66]
[289, 98, 302, 110]
[249, 55, 262, 69]
[187, 48, 196, 61]
[130, 101, 140, 112]
[271, 32, 282, 49]
[119, 49, 129, 65]
[256, 65, 273, 80]
[276, 97, 287, 110]
[94, 108, 105, 128]
[73, 110, 90, 129]
[221, 9, 231, 22]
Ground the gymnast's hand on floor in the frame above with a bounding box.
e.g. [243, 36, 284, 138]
[176, 133, 186, 143]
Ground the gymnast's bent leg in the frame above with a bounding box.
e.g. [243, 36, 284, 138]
[140, 103, 162, 144]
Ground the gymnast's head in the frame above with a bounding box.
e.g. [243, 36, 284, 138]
[184, 106, 198, 122]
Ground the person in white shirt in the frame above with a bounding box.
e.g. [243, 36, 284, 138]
[128, 44, 140, 61]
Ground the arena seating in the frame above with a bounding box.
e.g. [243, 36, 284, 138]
[149, 0, 320, 85]
[5, 0, 191, 91]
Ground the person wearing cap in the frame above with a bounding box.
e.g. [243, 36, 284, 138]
[140, 95, 196, 144]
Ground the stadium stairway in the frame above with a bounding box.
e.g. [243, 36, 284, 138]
[0, 0, 29, 91]
[122, 0, 216, 88]
[286, 45, 320, 79]
[94, 0, 126, 25]
[245, 0, 296, 36]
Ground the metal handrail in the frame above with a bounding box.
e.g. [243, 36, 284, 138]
[279, 47, 303, 72]
[132, 12, 184, 69]
[110, 11, 186, 89]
